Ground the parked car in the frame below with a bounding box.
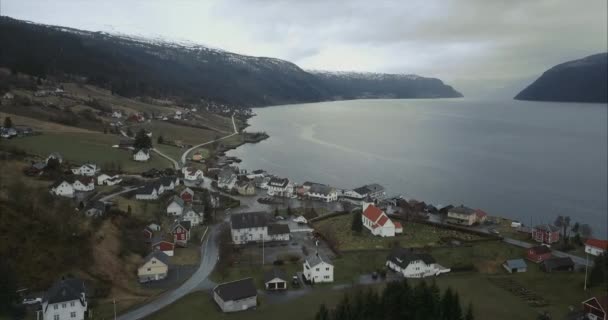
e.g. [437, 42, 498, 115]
[489, 228, 500, 235]
[292, 276, 300, 287]
[22, 297, 41, 305]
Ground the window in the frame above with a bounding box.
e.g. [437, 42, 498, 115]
[54, 315, 60, 320]
[315, 268, 319, 271]
[70, 301, 75, 307]
[70, 312, 76, 318]
[152, 260, 156, 264]
[62, 303, 67, 308]
[326, 267, 330, 271]
[147, 268, 151, 271]
[54, 305, 59, 310]
[324, 275, 330, 279]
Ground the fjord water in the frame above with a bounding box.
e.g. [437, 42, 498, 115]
[228, 99, 608, 234]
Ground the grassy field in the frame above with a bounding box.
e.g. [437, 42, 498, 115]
[1, 132, 172, 173]
[171, 246, 201, 266]
[131, 121, 219, 146]
[313, 214, 482, 251]
[154, 143, 186, 162]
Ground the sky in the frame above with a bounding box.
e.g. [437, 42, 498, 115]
[2, 0, 607, 97]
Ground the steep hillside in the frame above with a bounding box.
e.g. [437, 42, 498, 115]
[515, 53, 608, 103]
[0, 17, 462, 107]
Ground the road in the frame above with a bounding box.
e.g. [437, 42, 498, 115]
[502, 237, 592, 267]
[151, 148, 180, 169]
[99, 186, 142, 202]
[117, 225, 220, 320]
[179, 114, 238, 167]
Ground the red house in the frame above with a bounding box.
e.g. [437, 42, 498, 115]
[151, 235, 175, 257]
[143, 227, 154, 242]
[582, 296, 607, 320]
[531, 224, 560, 244]
[180, 188, 195, 203]
[171, 220, 192, 247]
[526, 245, 552, 263]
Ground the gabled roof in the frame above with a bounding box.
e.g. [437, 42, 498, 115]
[585, 238, 608, 250]
[534, 224, 560, 232]
[475, 209, 488, 218]
[353, 185, 371, 195]
[172, 220, 192, 232]
[306, 254, 332, 267]
[267, 223, 290, 235]
[394, 222, 403, 229]
[134, 148, 150, 155]
[168, 195, 185, 208]
[151, 234, 174, 245]
[504, 258, 527, 269]
[376, 215, 390, 227]
[308, 183, 335, 196]
[582, 296, 608, 314]
[214, 278, 257, 301]
[269, 177, 289, 187]
[76, 176, 95, 185]
[264, 268, 287, 283]
[180, 187, 194, 196]
[43, 278, 85, 305]
[50, 179, 72, 188]
[362, 205, 384, 223]
[137, 184, 157, 195]
[542, 257, 574, 270]
[159, 176, 177, 187]
[529, 245, 551, 255]
[387, 247, 436, 269]
[231, 212, 269, 229]
[449, 205, 476, 215]
[142, 250, 170, 266]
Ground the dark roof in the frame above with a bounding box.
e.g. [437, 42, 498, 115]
[535, 224, 560, 232]
[43, 278, 85, 305]
[214, 278, 257, 301]
[267, 223, 290, 235]
[269, 177, 289, 187]
[387, 247, 436, 269]
[529, 245, 551, 255]
[159, 176, 177, 187]
[136, 184, 157, 195]
[230, 212, 269, 229]
[449, 205, 476, 215]
[168, 195, 185, 207]
[172, 220, 192, 232]
[504, 258, 527, 269]
[264, 268, 287, 283]
[353, 186, 371, 195]
[306, 254, 332, 267]
[308, 183, 334, 195]
[365, 183, 384, 193]
[542, 257, 575, 270]
[151, 234, 174, 245]
[143, 250, 170, 265]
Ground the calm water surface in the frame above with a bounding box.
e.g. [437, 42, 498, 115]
[228, 99, 608, 235]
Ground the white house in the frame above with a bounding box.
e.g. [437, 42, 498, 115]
[303, 182, 338, 202]
[50, 180, 75, 198]
[293, 216, 308, 224]
[182, 205, 204, 226]
[386, 247, 450, 278]
[267, 177, 289, 197]
[230, 212, 290, 245]
[97, 174, 122, 186]
[166, 196, 185, 216]
[361, 203, 402, 237]
[133, 149, 150, 162]
[218, 169, 238, 190]
[182, 167, 204, 181]
[41, 278, 87, 320]
[71, 163, 98, 176]
[343, 184, 385, 202]
[585, 239, 608, 256]
[135, 184, 159, 200]
[213, 278, 258, 313]
[303, 254, 334, 283]
[72, 177, 95, 192]
[112, 111, 123, 118]
[174, 110, 183, 120]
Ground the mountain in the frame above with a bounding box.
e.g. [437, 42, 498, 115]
[515, 53, 608, 103]
[309, 71, 462, 99]
[0, 17, 462, 107]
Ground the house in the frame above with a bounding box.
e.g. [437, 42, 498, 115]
[159, 176, 179, 191]
[437, 204, 454, 215]
[26, 162, 47, 176]
[267, 177, 290, 197]
[264, 268, 288, 291]
[585, 239, 608, 256]
[303, 254, 334, 283]
[143, 227, 154, 242]
[182, 167, 204, 181]
[152, 181, 165, 195]
[41, 278, 87, 320]
[97, 174, 121, 186]
[218, 169, 238, 190]
[180, 188, 195, 203]
[213, 278, 257, 313]
[72, 177, 95, 192]
[151, 235, 175, 256]
[181, 205, 203, 227]
[71, 163, 98, 176]
[133, 149, 150, 162]
[2, 92, 14, 100]
[171, 220, 191, 247]
[84, 201, 106, 217]
[344, 184, 385, 201]
[50, 180, 75, 198]
[532, 225, 560, 244]
[293, 216, 308, 224]
[303, 182, 338, 202]
[135, 184, 159, 200]
[174, 110, 183, 120]
[112, 110, 123, 118]
[474, 209, 488, 224]
[166, 196, 185, 216]
[361, 203, 402, 237]
[192, 151, 204, 162]
[446, 205, 477, 226]
[541, 257, 575, 272]
[386, 247, 450, 278]
[46, 152, 63, 164]
[236, 180, 256, 196]
[502, 258, 527, 273]
[246, 169, 266, 179]
[137, 251, 170, 283]
[230, 212, 290, 244]
[526, 245, 552, 263]
[582, 296, 608, 320]
[425, 204, 439, 214]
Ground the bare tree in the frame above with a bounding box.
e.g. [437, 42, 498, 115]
[580, 224, 593, 238]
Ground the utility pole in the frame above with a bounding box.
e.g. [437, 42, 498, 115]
[262, 233, 265, 265]
[584, 253, 589, 291]
[113, 298, 117, 320]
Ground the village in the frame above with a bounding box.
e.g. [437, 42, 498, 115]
[0, 83, 607, 320]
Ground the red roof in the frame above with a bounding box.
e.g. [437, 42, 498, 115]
[376, 215, 390, 227]
[475, 209, 487, 218]
[583, 296, 608, 313]
[363, 205, 384, 223]
[394, 222, 402, 229]
[585, 238, 608, 250]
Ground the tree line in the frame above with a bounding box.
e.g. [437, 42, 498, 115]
[316, 280, 474, 320]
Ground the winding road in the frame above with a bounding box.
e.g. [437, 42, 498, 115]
[179, 114, 238, 167]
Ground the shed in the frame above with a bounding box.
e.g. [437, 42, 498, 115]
[213, 278, 257, 313]
[541, 257, 575, 273]
[503, 258, 527, 273]
[264, 269, 288, 291]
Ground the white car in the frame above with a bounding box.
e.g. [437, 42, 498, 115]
[22, 297, 41, 305]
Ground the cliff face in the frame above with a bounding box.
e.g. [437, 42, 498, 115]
[515, 53, 608, 103]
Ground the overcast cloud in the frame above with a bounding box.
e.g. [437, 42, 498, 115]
[3, 0, 607, 97]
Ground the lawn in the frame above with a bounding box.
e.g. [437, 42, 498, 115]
[313, 214, 482, 251]
[154, 143, 185, 162]
[131, 121, 219, 146]
[1, 132, 172, 173]
[171, 246, 201, 266]
[209, 261, 302, 289]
